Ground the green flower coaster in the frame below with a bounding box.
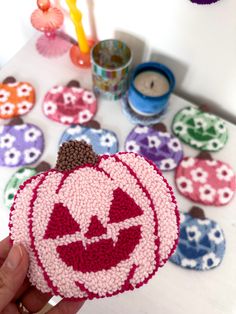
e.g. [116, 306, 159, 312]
[172, 106, 228, 151]
[4, 161, 50, 209]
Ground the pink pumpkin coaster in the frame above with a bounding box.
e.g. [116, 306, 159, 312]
[175, 152, 236, 206]
[42, 80, 97, 125]
[9, 141, 179, 300]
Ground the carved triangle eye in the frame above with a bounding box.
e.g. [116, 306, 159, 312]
[108, 188, 143, 223]
[44, 203, 81, 240]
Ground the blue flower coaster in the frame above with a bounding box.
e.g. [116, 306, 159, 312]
[170, 207, 225, 271]
[59, 121, 119, 155]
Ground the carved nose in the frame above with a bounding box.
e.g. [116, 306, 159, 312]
[85, 215, 107, 239]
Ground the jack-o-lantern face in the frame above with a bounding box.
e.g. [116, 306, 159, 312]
[0, 77, 35, 119]
[10, 144, 179, 300]
[43, 81, 97, 125]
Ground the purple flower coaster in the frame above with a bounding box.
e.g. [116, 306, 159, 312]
[0, 118, 44, 167]
[125, 123, 184, 171]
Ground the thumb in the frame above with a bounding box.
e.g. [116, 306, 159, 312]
[0, 244, 29, 312]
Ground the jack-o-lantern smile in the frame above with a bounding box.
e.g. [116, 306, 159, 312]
[10, 140, 179, 300]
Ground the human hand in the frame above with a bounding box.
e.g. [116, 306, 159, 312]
[0, 236, 84, 313]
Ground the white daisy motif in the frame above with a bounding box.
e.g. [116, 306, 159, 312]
[0, 126, 4, 134]
[206, 160, 218, 166]
[194, 117, 207, 130]
[206, 139, 223, 151]
[0, 133, 16, 148]
[215, 120, 226, 134]
[4, 148, 21, 166]
[60, 116, 74, 124]
[0, 89, 10, 102]
[176, 176, 193, 193]
[17, 101, 32, 115]
[14, 125, 27, 130]
[160, 158, 177, 170]
[186, 225, 201, 243]
[100, 133, 117, 148]
[50, 86, 63, 94]
[216, 164, 234, 181]
[125, 140, 140, 153]
[190, 167, 208, 183]
[0, 102, 15, 116]
[82, 91, 96, 105]
[44, 101, 57, 115]
[190, 139, 203, 148]
[218, 187, 234, 204]
[71, 87, 83, 94]
[173, 121, 188, 136]
[181, 258, 197, 269]
[202, 252, 220, 270]
[208, 226, 224, 245]
[167, 138, 182, 152]
[181, 107, 198, 116]
[204, 113, 215, 120]
[63, 92, 77, 104]
[199, 184, 216, 202]
[4, 188, 17, 207]
[75, 135, 91, 144]
[24, 127, 42, 142]
[17, 84, 32, 97]
[7, 82, 19, 87]
[78, 110, 93, 124]
[24, 148, 41, 164]
[15, 168, 34, 179]
[197, 219, 211, 226]
[135, 126, 149, 134]
[67, 126, 82, 135]
[158, 131, 171, 138]
[181, 157, 195, 168]
[147, 135, 161, 148]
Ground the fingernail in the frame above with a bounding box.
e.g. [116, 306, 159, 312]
[5, 245, 23, 270]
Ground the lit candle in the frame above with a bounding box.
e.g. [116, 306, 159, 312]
[134, 71, 170, 97]
[66, 0, 89, 54]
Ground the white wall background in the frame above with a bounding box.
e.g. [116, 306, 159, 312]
[0, 0, 236, 122]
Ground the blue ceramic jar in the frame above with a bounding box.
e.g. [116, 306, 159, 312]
[128, 62, 175, 116]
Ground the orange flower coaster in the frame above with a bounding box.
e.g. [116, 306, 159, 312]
[9, 140, 179, 300]
[0, 77, 36, 119]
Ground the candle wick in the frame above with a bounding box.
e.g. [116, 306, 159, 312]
[150, 81, 154, 88]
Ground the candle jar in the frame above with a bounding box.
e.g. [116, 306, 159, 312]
[91, 39, 132, 100]
[128, 62, 175, 116]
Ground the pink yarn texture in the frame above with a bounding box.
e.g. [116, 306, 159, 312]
[9, 152, 179, 300]
[175, 157, 236, 206]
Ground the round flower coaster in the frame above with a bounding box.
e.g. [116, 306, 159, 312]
[170, 207, 225, 271]
[172, 106, 228, 151]
[4, 161, 50, 209]
[0, 76, 36, 119]
[175, 152, 236, 206]
[125, 123, 183, 171]
[42, 80, 97, 125]
[0, 118, 44, 167]
[10, 140, 179, 300]
[121, 94, 166, 126]
[59, 121, 119, 155]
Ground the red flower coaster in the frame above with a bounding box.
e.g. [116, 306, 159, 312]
[9, 141, 179, 300]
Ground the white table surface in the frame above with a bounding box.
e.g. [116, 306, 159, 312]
[0, 36, 236, 314]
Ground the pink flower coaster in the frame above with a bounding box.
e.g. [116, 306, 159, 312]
[175, 153, 236, 206]
[42, 80, 97, 125]
[9, 141, 179, 300]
